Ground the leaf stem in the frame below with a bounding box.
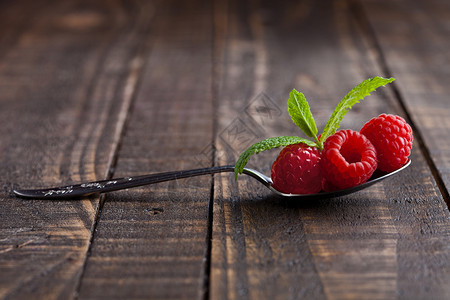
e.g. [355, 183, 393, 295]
[313, 135, 323, 151]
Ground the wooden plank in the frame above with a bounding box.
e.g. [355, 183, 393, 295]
[0, 0, 153, 298]
[211, 0, 450, 299]
[76, 0, 215, 299]
[360, 0, 450, 202]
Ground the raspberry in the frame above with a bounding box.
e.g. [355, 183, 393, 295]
[321, 130, 377, 189]
[360, 114, 413, 172]
[271, 143, 322, 194]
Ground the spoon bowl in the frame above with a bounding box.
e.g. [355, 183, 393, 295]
[268, 159, 411, 199]
[13, 160, 411, 200]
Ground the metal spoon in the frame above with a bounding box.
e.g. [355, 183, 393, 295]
[13, 160, 410, 200]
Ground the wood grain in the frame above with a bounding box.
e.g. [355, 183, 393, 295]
[1, 0, 449, 299]
[76, 0, 215, 299]
[360, 0, 450, 202]
[210, 0, 450, 299]
[0, 0, 153, 298]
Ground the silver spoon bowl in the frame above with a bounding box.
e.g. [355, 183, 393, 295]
[13, 160, 410, 200]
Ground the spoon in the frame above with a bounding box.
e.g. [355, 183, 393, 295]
[13, 160, 410, 200]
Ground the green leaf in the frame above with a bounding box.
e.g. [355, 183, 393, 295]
[320, 76, 395, 143]
[287, 89, 318, 138]
[234, 136, 316, 180]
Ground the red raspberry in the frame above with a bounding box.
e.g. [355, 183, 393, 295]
[321, 130, 377, 189]
[360, 114, 413, 172]
[271, 143, 322, 194]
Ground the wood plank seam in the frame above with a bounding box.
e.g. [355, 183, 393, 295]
[203, 0, 230, 298]
[350, 0, 450, 209]
[73, 0, 216, 297]
[202, 173, 216, 300]
[72, 16, 154, 300]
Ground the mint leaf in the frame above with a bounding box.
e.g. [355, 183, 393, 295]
[320, 76, 395, 143]
[234, 136, 316, 179]
[287, 89, 318, 138]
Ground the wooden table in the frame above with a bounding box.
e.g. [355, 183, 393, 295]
[1, 0, 449, 299]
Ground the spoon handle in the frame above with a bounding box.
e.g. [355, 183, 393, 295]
[14, 165, 236, 199]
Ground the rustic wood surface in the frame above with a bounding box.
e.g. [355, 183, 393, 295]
[360, 0, 450, 201]
[76, 0, 215, 299]
[0, 0, 153, 298]
[0, 0, 449, 299]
